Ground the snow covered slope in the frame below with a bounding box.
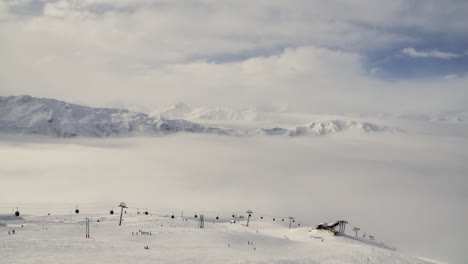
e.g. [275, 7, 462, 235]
[0, 212, 436, 264]
[0, 96, 236, 137]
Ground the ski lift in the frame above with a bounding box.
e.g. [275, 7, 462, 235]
[75, 206, 79, 214]
[15, 208, 20, 217]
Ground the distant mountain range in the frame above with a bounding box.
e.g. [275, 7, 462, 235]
[0, 95, 238, 137]
[0, 95, 396, 138]
[156, 102, 263, 121]
[259, 120, 396, 136]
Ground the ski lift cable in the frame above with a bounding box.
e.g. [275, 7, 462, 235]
[1, 203, 310, 227]
[0, 204, 290, 222]
[0, 202, 120, 206]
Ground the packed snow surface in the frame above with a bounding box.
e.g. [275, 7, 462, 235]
[0, 96, 396, 137]
[0, 212, 436, 264]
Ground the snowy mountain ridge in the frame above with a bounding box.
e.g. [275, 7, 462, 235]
[258, 120, 395, 136]
[158, 102, 263, 121]
[0, 96, 397, 137]
[0, 95, 237, 137]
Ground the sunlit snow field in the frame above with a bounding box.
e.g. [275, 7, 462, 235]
[0, 212, 438, 264]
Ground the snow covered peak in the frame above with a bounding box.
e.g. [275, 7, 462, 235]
[0, 96, 235, 137]
[159, 103, 262, 121]
[259, 120, 395, 136]
[159, 102, 193, 119]
[290, 120, 391, 136]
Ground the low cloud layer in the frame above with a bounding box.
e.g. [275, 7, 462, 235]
[0, 132, 467, 263]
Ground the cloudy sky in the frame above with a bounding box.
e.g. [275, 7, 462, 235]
[1, 0, 467, 114]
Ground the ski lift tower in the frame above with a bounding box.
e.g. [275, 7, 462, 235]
[337, 220, 348, 233]
[118, 202, 127, 226]
[288, 217, 294, 229]
[246, 210, 253, 227]
[353, 227, 360, 237]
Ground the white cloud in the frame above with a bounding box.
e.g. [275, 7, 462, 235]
[0, 0, 467, 114]
[43, 0, 72, 17]
[401, 47, 463, 59]
[0, 1, 14, 20]
[444, 74, 458, 80]
[369, 67, 382, 75]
